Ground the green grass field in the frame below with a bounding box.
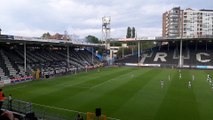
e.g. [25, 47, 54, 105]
[3, 67, 213, 120]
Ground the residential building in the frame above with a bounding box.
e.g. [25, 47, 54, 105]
[163, 7, 183, 37]
[163, 7, 213, 38]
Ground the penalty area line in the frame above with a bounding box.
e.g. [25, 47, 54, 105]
[32, 102, 120, 120]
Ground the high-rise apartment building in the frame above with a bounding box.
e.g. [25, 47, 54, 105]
[162, 7, 183, 37]
[163, 7, 213, 38]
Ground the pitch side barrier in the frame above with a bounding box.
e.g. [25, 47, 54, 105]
[125, 63, 161, 67]
[125, 63, 213, 70]
[124, 63, 177, 69]
[2, 98, 33, 119]
[2, 98, 69, 120]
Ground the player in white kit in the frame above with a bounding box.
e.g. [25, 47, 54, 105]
[161, 80, 164, 88]
[188, 81, 192, 88]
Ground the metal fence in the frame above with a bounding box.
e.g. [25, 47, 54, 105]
[2, 98, 120, 120]
[2, 98, 86, 120]
[3, 98, 32, 114]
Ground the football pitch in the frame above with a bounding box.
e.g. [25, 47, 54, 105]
[3, 67, 213, 120]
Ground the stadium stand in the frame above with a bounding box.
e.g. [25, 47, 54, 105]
[0, 34, 102, 119]
[115, 55, 139, 64]
[0, 44, 102, 83]
[141, 42, 179, 66]
[116, 40, 213, 69]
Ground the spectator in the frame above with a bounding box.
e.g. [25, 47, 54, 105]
[0, 110, 19, 120]
[0, 88, 5, 110]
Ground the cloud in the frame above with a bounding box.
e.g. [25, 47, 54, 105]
[0, 0, 213, 38]
[8, 28, 53, 37]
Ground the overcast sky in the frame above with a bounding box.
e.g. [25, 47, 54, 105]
[0, 0, 213, 39]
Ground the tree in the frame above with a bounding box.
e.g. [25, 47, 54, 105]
[110, 41, 122, 46]
[86, 35, 100, 43]
[42, 32, 51, 39]
[132, 27, 136, 38]
[85, 35, 103, 55]
[126, 27, 131, 38]
[127, 42, 136, 46]
[126, 27, 136, 38]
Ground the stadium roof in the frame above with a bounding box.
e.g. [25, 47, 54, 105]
[1, 34, 213, 46]
[115, 36, 213, 42]
[0, 34, 104, 47]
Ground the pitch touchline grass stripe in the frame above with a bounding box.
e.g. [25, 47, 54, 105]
[5, 85, 27, 91]
[111, 68, 170, 119]
[32, 102, 121, 120]
[90, 68, 140, 89]
[154, 69, 200, 120]
[83, 68, 160, 118]
[78, 67, 135, 87]
[183, 69, 201, 120]
[5, 67, 213, 120]
[190, 70, 213, 120]
[67, 68, 148, 111]
[60, 85, 91, 89]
